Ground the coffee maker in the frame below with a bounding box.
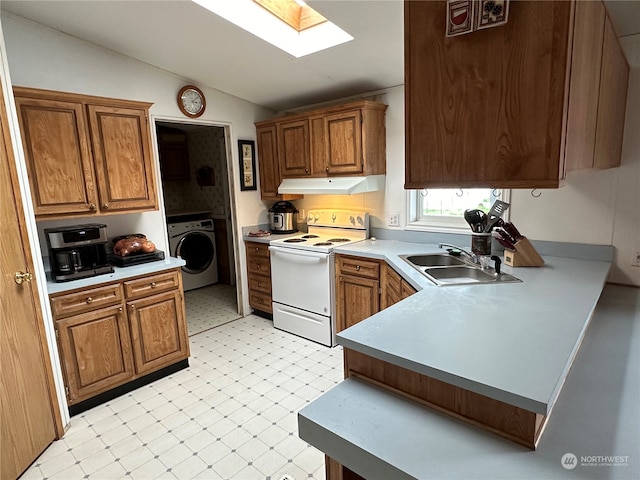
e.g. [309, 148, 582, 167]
[45, 224, 114, 282]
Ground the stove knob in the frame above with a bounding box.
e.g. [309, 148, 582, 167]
[308, 214, 313, 223]
[314, 214, 320, 222]
[332, 213, 337, 222]
[357, 216, 363, 225]
[349, 216, 355, 225]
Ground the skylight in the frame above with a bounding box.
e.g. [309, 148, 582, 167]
[192, 0, 354, 58]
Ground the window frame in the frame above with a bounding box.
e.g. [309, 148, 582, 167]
[406, 189, 511, 234]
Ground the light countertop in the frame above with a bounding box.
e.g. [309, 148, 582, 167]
[332, 239, 611, 414]
[299, 285, 639, 479]
[46, 257, 186, 295]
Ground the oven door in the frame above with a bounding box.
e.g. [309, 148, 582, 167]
[269, 245, 332, 316]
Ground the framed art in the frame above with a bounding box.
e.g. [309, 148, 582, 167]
[238, 140, 257, 191]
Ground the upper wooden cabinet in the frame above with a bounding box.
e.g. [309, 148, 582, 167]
[14, 87, 157, 219]
[404, 0, 629, 189]
[255, 124, 302, 202]
[157, 126, 190, 181]
[279, 118, 310, 177]
[255, 100, 387, 198]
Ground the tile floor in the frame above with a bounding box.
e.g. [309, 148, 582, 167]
[184, 284, 241, 336]
[23, 285, 343, 480]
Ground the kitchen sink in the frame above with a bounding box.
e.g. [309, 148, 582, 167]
[401, 254, 522, 286]
[400, 254, 467, 267]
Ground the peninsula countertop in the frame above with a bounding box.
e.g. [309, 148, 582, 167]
[332, 239, 612, 414]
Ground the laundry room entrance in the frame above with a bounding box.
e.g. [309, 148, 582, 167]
[155, 120, 240, 336]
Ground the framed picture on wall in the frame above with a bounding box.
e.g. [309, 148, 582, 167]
[238, 140, 257, 191]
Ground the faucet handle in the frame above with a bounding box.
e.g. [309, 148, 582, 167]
[490, 255, 502, 275]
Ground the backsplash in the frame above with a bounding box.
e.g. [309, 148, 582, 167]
[162, 125, 228, 214]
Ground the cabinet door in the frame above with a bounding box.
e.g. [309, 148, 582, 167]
[159, 143, 190, 181]
[404, 1, 572, 188]
[127, 290, 189, 375]
[87, 104, 157, 212]
[594, 16, 629, 169]
[13, 96, 98, 217]
[336, 274, 379, 332]
[56, 304, 134, 404]
[325, 110, 363, 174]
[278, 119, 310, 177]
[380, 263, 402, 310]
[256, 124, 282, 200]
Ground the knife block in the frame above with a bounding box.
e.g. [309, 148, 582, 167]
[503, 238, 544, 267]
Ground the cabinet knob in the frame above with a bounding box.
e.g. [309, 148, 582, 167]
[150, 282, 157, 288]
[326, 167, 329, 173]
[103, 203, 109, 209]
[256, 264, 261, 270]
[86, 297, 93, 304]
[255, 247, 259, 252]
[119, 307, 123, 312]
[14, 271, 33, 285]
[356, 265, 361, 271]
[89, 204, 97, 211]
[305, 168, 309, 173]
[130, 304, 135, 310]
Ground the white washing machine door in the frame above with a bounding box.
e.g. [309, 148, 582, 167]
[174, 232, 214, 274]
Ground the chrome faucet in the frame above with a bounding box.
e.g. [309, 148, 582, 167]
[438, 243, 478, 264]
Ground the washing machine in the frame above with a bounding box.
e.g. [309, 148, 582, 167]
[168, 219, 218, 291]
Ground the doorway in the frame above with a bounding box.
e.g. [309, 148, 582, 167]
[155, 120, 241, 336]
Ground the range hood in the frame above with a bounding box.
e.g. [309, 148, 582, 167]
[277, 175, 385, 195]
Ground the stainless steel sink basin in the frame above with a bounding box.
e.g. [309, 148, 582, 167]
[401, 254, 466, 267]
[401, 254, 522, 286]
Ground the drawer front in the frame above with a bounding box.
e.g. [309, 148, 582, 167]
[51, 283, 122, 318]
[246, 241, 270, 258]
[337, 255, 380, 279]
[247, 256, 271, 276]
[249, 291, 273, 313]
[124, 270, 180, 300]
[249, 274, 272, 294]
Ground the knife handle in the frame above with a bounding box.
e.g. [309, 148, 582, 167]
[504, 222, 523, 240]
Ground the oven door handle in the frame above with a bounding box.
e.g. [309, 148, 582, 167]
[269, 245, 328, 261]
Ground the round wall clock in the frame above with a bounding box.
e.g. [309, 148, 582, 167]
[177, 85, 206, 118]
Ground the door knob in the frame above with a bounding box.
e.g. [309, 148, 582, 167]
[14, 271, 33, 284]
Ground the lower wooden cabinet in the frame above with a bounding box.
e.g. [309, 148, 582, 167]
[336, 255, 419, 333]
[56, 303, 134, 403]
[51, 268, 189, 406]
[246, 241, 273, 314]
[127, 290, 188, 376]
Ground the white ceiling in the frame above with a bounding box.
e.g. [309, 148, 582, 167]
[1, 0, 638, 112]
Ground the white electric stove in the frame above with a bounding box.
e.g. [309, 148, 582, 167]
[268, 210, 369, 346]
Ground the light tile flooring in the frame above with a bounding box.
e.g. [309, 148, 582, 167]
[23, 286, 343, 480]
[184, 284, 241, 336]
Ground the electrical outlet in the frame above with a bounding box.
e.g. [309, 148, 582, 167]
[631, 249, 640, 268]
[387, 213, 400, 227]
[297, 208, 305, 222]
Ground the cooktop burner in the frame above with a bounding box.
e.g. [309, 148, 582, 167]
[327, 238, 351, 243]
[284, 238, 307, 243]
[314, 242, 333, 246]
[301, 234, 319, 239]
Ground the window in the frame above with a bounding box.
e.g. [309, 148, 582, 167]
[193, 0, 353, 58]
[407, 188, 509, 232]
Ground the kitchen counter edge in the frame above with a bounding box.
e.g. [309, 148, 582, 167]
[46, 257, 186, 295]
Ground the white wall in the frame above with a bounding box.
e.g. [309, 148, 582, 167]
[2, 13, 276, 315]
[295, 81, 640, 286]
